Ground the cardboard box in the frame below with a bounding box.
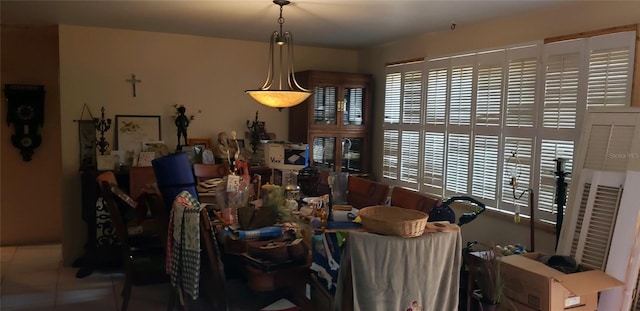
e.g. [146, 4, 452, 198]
[500, 252, 622, 311]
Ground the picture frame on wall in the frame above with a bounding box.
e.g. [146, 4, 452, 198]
[187, 138, 211, 150]
[115, 115, 161, 166]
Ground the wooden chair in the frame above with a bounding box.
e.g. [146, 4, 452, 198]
[346, 176, 390, 209]
[390, 186, 441, 214]
[97, 175, 167, 311]
[129, 166, 157, 200]
[192, 163, 228, 181]
[193, 163, 228, 204]
[167, 200, 232, 311]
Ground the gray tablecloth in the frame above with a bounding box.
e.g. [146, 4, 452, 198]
[335, 230, 462, 311]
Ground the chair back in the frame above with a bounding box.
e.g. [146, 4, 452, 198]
[199, 209, 228, 310]
[98, 180, 131, 253]
[193, 163, 228, 181]
[390, 187, 441, 214]
[129, 166, 157, 199]
[346, 176, 390, 209]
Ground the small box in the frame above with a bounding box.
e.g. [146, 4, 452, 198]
[500, 252, 623, 311]
[264, 142, 308, 170]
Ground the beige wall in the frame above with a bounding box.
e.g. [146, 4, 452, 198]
[58, 25, 358, 264]
[1, 26, 62, 245]
[359, 1, 640, 253]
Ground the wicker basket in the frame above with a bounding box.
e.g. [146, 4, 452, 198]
[359, 205, 429, 238]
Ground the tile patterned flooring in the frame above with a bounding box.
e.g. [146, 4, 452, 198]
[1, 244, 173, 311]
[0, 244, 282, 311]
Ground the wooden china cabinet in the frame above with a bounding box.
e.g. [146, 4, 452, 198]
[288, 70, 372, 175]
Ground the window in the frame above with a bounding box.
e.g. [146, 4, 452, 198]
[382, 30, 636, 224]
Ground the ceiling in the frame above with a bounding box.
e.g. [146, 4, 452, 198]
[1, 0, 572, 49]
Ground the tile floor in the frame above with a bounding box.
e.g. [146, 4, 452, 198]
[0, 244, 282, 311]
[1, 244, 173, 311]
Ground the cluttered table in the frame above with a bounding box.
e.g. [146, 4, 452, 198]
[204, 176, 463, 311]
[329, 229, 462, 311]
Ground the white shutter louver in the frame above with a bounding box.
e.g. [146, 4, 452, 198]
[587, 48, 630, 108]
[472, 135, 499, 203]
[423, 132, 445, 193]
[384, 73, 401, 123]
[543, 53, 580, 129]
[403, 71, 422, 124]
[476, 66, 503, 126]
[383, 130, 399, 180]
[449, 66, 473, 126]
[507, 58, 537, 127]
[577, 182, 621, 270]
[446, 134, 470, 195]
[502, 137, 533, 211]
[426, 68, 447, 125]
[400, 131, 420, 184]
[538, 140, 574, 220]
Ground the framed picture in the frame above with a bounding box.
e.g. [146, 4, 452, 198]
[115, 115, 161, 166]
[78, 120, 97, 171]
[188, 138, 211, 150]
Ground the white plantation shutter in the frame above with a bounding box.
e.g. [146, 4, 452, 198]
[588, 48, 630, 107]
[423, 132, 445, 193]
[400, 131, 420, 185]
[506, 47, 538, 127]
[472, 136, 499, 204]
[584, 124, 636, 171]
[426, 67, 448, 125]
[501, 137, 533, 211]
[383, 61, 425, 185]
[559, 108, 640, 311]
[403, 71, 422, 124]
[384, 72, 401, 123]
[382, 130, 399, 180]
[476, 66, 503, 126]
[449, 66, 473, 126]
[543, 52, 580, 129]
[537, 140, 574, 222]
[446, 134, 470, 195]
[587, 31, 635, 108]
[569, 170, 624, 270]
[382, 31, 635, 225]
[570, 182, 590, 257]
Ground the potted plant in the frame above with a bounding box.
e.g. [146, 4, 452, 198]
[474, 250, 508, 311]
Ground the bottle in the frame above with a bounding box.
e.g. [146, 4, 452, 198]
[327, 186, 334, 222]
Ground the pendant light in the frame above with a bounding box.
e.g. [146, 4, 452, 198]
[245, 0, 311, 109]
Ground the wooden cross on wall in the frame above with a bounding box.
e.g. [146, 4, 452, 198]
[126, 74, 142, 97]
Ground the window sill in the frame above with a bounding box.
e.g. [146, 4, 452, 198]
[449, 201, 557, 234]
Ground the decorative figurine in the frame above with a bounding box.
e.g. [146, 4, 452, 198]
[175, 105, 190, 150]
[93, 106, 112, 155]
[214, 132, 234, 164]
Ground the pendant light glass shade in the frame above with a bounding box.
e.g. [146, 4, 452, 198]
[245, 0, 311, 109]
[246, 90, 311, 108]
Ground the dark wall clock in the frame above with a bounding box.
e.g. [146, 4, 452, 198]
[4, 84, 45, 161]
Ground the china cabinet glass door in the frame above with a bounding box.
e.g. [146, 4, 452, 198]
[342, 87, 365, 126]
[341, 136, 364, 173]
[313, 86, 337, 126]
[312, 136, 336, 170]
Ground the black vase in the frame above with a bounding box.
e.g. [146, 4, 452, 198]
[297, 165, 320, 197]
